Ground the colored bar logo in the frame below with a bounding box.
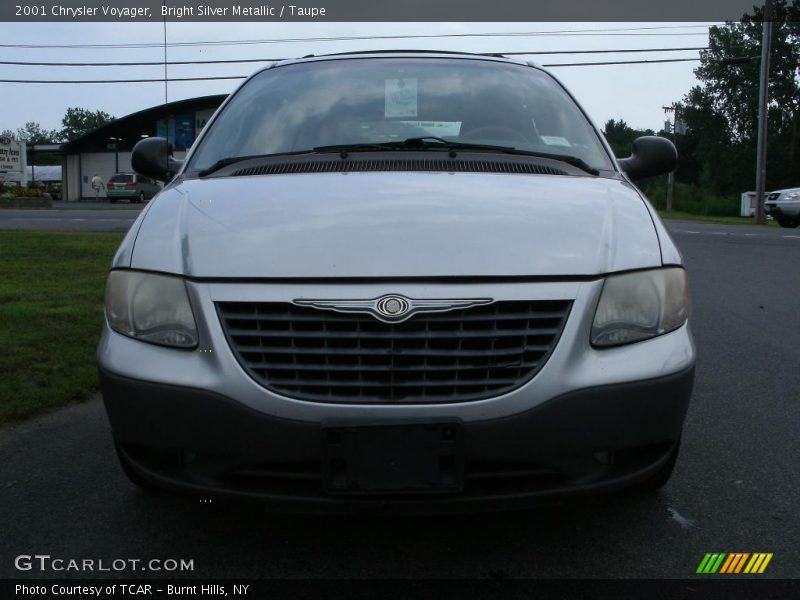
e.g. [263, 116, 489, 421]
[696, 553, 773, 574]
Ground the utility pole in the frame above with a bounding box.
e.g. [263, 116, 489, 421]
[663, 104, 679, 212]
[755, 0, 773, 225]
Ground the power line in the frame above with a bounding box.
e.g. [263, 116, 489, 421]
[0, 55, 755, 83]
[500, 46, 713, 56]
[0, 57, 283, 66]
[0, 75, 248, 83]
[0, 47, 716, 67]
[0, 25, 718, 50]
[544, 57, 706, 67]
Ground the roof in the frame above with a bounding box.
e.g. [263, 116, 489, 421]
[30, 143, 62, 152]
[261, 50, 534, 77]
[309, 49, 510, 58]
[60, 94, 227, 153]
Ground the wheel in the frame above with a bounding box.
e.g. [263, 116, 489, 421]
[109, 198, 116, 204]
[137, 191, 144, 203]
[777, 217, 800, 228]
[627, 438, 681, 494]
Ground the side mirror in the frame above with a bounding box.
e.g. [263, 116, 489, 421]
[131, 137, 184, 182]
[618, 136, 677, 180]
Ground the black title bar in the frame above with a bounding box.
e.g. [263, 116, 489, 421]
[3, 0, 763, 22]
[4, 579, 800, 600]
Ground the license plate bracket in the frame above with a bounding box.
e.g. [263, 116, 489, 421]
[321, 422, 464, 494]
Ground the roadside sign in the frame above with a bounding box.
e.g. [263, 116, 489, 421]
[0, 136, 23, 172]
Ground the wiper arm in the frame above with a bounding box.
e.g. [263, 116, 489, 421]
[312, 142, 405, 154]
[197, 155, 261, 177]
[508, 150, 600, 176]
[315, 137, 599, 175]
[403, 138, 600, 175]
[197, 150, 313, 177]
[313, 137, 512, 154]
[401, 136, 523, 155]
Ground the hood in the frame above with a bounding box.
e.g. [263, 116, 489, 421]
[128, 172, 662, 278]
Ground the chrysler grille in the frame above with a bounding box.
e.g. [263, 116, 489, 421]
[217, 300, 572, 404]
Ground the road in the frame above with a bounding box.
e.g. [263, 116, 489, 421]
[0, 205, 141, 232]
[1, 219, 798, 579]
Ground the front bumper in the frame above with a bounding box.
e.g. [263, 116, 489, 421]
[98, 277, 695, 511]
[101, 364, 694, 513]
[107, 190, 138, 199]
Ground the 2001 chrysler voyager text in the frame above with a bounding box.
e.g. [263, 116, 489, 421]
[98, 52, 695, 512]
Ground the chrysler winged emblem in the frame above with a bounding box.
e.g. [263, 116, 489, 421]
[293, 295, 494, 323]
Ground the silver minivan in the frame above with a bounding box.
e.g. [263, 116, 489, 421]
[98, 52, 695, 512]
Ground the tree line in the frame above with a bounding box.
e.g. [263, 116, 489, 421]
[2, 107, 115, 146]
[606, 0, 800, 215]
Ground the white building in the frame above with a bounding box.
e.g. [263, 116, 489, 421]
[56, 95, 226, 201]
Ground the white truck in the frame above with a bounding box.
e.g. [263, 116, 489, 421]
[765, 187, 800, 228]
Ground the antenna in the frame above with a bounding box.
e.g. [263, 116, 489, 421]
[162, 0, 170, 176]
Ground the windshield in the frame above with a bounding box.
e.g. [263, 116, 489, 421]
[187, 57, 613, 172]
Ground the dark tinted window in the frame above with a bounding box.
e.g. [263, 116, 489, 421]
[109, 174, 134, 183]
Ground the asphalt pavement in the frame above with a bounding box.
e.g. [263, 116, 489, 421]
[0, 203, 142, 232]
[1, 219, 798, 579]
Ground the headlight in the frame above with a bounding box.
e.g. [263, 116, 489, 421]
[105, 270, 198, 348]
[783, 191, 800, 200]
[591, 267, 688, 347]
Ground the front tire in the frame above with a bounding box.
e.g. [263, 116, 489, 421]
[777, 217, 800, 228]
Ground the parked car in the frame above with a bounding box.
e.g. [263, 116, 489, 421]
[99, 52, 695, 512]
[44, 181, 62, 200]
[764, 187, 800, 228]
[106, 172, 160, 203]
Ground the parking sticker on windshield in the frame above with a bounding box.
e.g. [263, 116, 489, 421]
[385, 78, 418, 118]
[541, 136, 572, 147]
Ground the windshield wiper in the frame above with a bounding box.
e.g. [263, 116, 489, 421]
[200, 137, 600, 177]
[311, 142, 413, 154]
[197, 151, 313, 177]
[508, 149, 600, 176]
[313, 137, 510, 155]
[314, 137, 600, 175]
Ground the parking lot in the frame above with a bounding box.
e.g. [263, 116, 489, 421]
[0, 219, 798, 579]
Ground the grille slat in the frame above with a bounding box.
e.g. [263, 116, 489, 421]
[217, 300, 571, 404]
[232, 345, 551, 357]
[219, 310, 567, 323]
[267, 378, 521, 388]
[225, 327, 561, 339]
[242, 361, 541, 372]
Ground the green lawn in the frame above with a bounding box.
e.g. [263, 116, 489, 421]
[658, 210, 779, 227]
[0, 231, 123, 424]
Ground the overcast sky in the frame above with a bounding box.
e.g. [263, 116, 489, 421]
[1, 21, 718, 134]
